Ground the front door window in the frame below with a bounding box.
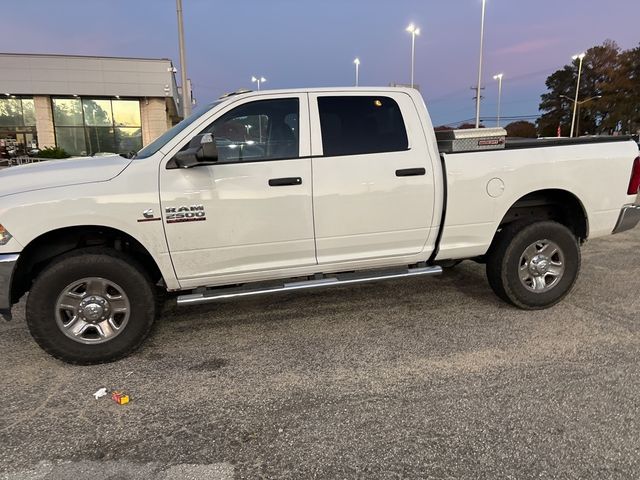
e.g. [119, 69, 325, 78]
[200, 98, 299, 163]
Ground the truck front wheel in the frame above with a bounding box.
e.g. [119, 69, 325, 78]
[26, 248, 157, 364]
[486, 221, 581, 309]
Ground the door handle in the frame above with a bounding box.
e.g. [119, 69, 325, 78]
[396, 168, 426, 177]
[268, 177, 303, 187]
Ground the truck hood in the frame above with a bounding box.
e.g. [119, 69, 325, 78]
[0, 155, 132, 198]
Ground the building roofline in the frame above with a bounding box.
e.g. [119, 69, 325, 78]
[0, 52, 173, 63]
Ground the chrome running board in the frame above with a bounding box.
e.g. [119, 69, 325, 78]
[176, 265, 443, 306]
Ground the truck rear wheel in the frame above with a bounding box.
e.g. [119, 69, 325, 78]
[26, 248, 157, 364]
[486, 221, 580, 309]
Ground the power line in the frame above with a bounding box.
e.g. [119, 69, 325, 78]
[442, 114, 541, 127]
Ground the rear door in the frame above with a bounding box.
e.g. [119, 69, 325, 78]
[309, 91, 436, 264]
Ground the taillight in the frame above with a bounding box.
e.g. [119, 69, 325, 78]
[628, 157, 640, 195]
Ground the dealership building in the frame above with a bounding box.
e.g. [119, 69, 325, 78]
[0, 53, 190, 157]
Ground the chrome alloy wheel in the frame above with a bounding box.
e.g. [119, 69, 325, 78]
[55, 277, 131, 344]
[518, 240, 565, 293]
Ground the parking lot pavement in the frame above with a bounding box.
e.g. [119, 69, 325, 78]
[1, 230, 640, 479]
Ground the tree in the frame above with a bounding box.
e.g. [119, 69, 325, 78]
[616, 44, 640, 134]
[505, 121, 537, 138]
[538, 40, 640, 136]
[538, 65, 576, 137]
[458, 123, 484, 129]
[582, 40, 621, 133]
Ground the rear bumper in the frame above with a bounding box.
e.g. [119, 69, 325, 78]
[612, 204, 640, 235]
[0, 253, 19, 321]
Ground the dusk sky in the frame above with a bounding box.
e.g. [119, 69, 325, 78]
[4, 0, 639, 126]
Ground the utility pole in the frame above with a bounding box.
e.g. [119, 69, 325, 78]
[176, 0, 191, 117]
[475, 0, 487, 128]
[570, 52, 586, 138]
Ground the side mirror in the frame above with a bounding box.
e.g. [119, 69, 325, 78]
[174, 133, 219, 168]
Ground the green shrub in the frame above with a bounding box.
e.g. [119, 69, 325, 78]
[37, 146, 71, 159]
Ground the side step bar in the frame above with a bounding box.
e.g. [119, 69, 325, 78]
[176, 265, 443, 306]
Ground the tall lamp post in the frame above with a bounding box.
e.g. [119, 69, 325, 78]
[493, 73, 504, 127]
[570, 52, 586, 138]
[406, 24, 420, 88]
[251, 76, 266, 91]
[176, 0, 191, 117]
[354, 58, 360, 87]
[475, 0, 487, 128]
[561, 94, 601, 137]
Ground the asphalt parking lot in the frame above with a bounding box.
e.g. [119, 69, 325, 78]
[1, 229, 640, 479]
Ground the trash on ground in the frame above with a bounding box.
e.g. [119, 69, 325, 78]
[93, 388, 108, 400]
[112, 391, 130, 405]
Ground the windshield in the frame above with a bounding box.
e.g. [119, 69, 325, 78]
[135, 101, 221, 159]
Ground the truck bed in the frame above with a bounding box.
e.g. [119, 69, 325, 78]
[435, 138, 639, 261]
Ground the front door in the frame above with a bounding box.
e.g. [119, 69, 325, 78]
[160, 94, 316, 288]
[309, 92, 436, 264]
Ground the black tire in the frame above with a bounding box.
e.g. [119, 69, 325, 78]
[486, 221, 581, 310]
[26, 248, 157, 364]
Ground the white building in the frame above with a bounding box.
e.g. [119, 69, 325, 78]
[0, 53, 191, 157]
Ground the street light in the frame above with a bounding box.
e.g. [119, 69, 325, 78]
[493, 73, 504, 127]
[251, 76, 266, 91]
[560, 94, 601, 136]
[354, 58, 360, 87]
[475, 0, 487, 128]
[406, 23, 420, 88]
[175, 0, 191, 117]
[570, 52, 586, 137]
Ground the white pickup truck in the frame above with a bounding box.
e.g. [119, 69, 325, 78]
[1, 87, 639, 364]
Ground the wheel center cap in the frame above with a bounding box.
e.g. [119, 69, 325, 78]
[83, 303, 104, 321]
[79, 296, 110, 323]
[530, 256, 550, 275]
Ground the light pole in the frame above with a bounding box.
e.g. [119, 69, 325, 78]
[561, 94, 601, 137]
[570, 52, 586, 138]
[251, 76, 266, 91]
[406, 24, 420, 88]
[175, 0, 191, 117]
[475, 0, 487, 128]
[354, 58, 360, 87]
[493, 73, 503, 127]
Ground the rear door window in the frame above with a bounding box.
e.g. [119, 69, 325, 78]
[317, 96, 408, 157]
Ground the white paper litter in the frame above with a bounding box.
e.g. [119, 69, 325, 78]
[93, 388, 108, 400]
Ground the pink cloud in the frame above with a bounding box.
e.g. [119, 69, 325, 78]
[494, 38, 561, 55]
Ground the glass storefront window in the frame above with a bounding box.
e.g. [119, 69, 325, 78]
[112, 100, 141, 127]
[83, 99, 113, 126]
[0, 98, 25, 127]
[0, 97, 38, 157]
[52, 98, 83, 126]
[22, 99, 36, 126]
[0, 127, 38, 157]
[55, 127, 87, 156]
[52, 97, 142, 156]
[115, 127, 143, 153]
[86, 127, 116, 154]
